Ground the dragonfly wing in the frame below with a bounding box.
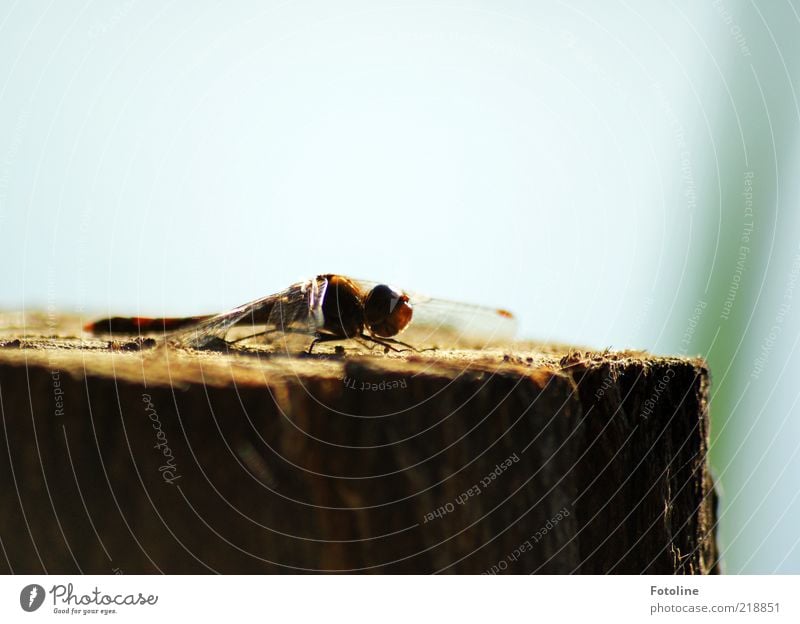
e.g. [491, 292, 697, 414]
[401, 294, 517, 348]
[170, 276, 328, 349]
[349, 278, 517, 349]
[265, 277, 328, 332]
[260, 276, 328, 351]
[168, 300, 267, 348]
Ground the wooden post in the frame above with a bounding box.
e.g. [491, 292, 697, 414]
[0, 314, 718, 573]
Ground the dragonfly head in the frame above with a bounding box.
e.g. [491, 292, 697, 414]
[364, 284, 413, 338]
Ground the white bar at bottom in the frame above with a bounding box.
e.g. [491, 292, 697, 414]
[0, 575, 796, 623]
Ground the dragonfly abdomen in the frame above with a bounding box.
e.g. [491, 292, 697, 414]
[84, 315, 214, 335]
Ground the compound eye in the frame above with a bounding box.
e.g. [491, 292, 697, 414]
[364, 284, 413, 338]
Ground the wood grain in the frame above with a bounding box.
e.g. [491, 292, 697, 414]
[0, 313, 718, 573]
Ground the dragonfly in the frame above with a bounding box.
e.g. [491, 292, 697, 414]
[84, 274, 517, 352]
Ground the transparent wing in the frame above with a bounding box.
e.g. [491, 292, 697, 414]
[260, 276, 329, 352]
[352, 279, 517, 349]
[169, 276, 328, 349]
[402, 295, 517, 349]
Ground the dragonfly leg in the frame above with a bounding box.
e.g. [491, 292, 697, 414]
[390, 338, 437, 353]
[228, 329, 422, 355]
[228, 326, 324, 355]
[307, 333, 346, 354]
[383, 337, 423, 352]
[358, 333, 411, 353]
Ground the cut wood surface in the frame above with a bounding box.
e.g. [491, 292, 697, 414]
[0, 312, 718, 573]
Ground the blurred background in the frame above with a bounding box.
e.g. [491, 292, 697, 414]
[0, 0, 798, 572]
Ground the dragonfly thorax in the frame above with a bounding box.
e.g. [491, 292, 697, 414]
[320, 275, 366, 338]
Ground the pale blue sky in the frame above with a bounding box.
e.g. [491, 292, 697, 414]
[0, 0, 705, 347]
